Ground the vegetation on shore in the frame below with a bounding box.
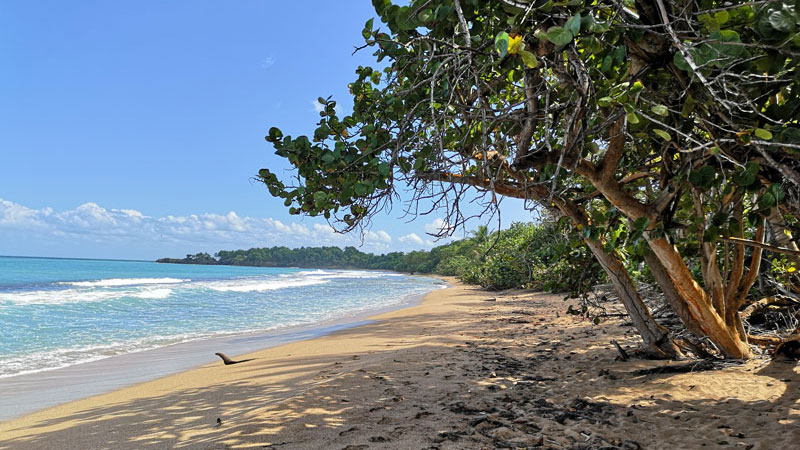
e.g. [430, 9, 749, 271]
[159, 220, 603, 293]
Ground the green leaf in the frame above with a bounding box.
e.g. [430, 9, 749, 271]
[769, 9, 796, 32]
[601, 54, 613, 73]
[267, 127, 283, 142]
[545, 26, 573, 47]
[613, 46, 626, 64]
[653, 129, 671, 141]
[495, 31, 510, 57]
[313, 191, 327, 207]
[418, 9, 433, 23]
[770, 183, 785, 202]
[597, 96, 613, 107]
[703, 227, 720, 243]
[673, 51, 690, 72]
[733, 162, 759, 187]
[314, 125, 330, 141]
[565, 13, 581, 36]
[627, 111, 640, 124]
[632, 217, 650, 231]
[780, 128, 800, 145]
[362, 18, 374, 39]
[651, 104, 669, 116]
[689, 165, 716, 189]
[713, 10, 730, 26]
[518, 49, 538, 68]
[353, 182, 368, 196]
[754, 128, 773, 140]
[710, 30, 744, 58]
[759, 192, 777, 208]
[320, 151, 335, 163]
[711, 211, 729, 227]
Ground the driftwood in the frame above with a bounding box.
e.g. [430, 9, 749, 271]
[632, 360, 718, 376]
[741, 296, 800, 353]
[741, 296, 800, 321]
[774, 336, 800, 360]
[215, 352, 254, 365]
[747, 334, 783, 346]
[611, 340, 629, 361]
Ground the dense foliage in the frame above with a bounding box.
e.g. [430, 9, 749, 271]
[159, 222, 600, 292]
[259, 0, 800, 359]
[159, 246, 409, 271]
[458, 222, 605, 293]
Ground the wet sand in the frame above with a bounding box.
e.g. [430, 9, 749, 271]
[1, 280, 798, 449]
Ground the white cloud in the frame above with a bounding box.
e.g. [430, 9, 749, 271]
[399, 233, 425, 246]
[0, 199, 40, 228]
[424, 217, 450, 235]
[120, 209, 144, 219]
[261, 56, 275, 68]
[0, 198, 398, 257]
[366, 230, 392, 244]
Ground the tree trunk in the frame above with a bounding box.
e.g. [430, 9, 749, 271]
[643, 251, 705, 338]
[576, 165, 752, 359]
[646, 235, 752, 359]
[584, 239, 682, 358]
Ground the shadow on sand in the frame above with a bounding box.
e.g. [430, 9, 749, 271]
[1, 287, 798, 450]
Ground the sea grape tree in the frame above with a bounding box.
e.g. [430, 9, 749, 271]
[260, 0, 800, 359]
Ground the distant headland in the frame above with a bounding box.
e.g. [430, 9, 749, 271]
[156, 244, 453, 274]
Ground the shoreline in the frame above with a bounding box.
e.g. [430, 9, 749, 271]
[0, 279, 445, 422]
[2, 279, 797, 450]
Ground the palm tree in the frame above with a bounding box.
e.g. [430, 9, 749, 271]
[470, 225, 490, 261]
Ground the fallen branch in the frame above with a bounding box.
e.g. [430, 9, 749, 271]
[774, 335, 800, 359]
[741, 296, 800, 320]
[632, 360, 718, 375]
[722, 237, 800, 258]
[747, 334, 783, 346]
[611, 340, 629, 361]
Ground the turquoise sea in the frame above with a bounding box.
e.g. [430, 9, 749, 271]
[0, 256, 444, 379]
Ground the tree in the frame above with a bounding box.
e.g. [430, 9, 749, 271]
[259, 0, 800, 359]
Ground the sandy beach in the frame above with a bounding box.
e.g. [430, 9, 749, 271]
[1, 279, 798, 449]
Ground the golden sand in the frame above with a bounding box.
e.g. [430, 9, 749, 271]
[1, 279, 797, 449]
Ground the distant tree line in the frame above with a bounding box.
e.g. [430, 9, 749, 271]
[158, 221, 601, 293]
[158, 243, 452, 273]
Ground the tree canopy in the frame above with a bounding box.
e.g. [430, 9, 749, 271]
[259, 0, 800, 359]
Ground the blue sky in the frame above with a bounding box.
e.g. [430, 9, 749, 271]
[0, 1, 535, 260]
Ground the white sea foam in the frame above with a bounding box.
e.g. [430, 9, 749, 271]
[132, 288, 173, 299]
[0, 334, 200, 378]
[0, 271, 406, 305]
[316, 270, 402, 279]
[61, 277, 188, 287]
[0, 289, 129, 305]
[1, 286, 175, 305]
[199, 270, 399, 292]
[294, 269, 402, 279]
[199, 277, 329, 292]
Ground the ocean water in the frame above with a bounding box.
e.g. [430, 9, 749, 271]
[0, 256, 445, 379]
